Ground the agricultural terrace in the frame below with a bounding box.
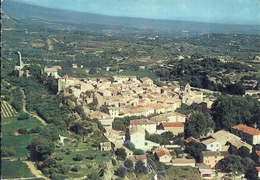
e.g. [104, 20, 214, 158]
[1, 101, 18, 117]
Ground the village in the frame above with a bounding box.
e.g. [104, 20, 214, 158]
[43, 63, 260, 179]
[10, 50, 260, 179]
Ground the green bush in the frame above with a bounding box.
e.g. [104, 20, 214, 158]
[74, 154, 84, 161]
[2, 147, 15, 157]
[17, 113, 29, 120]
[71, 165, 81, 172]
[111, 158, 117, 166]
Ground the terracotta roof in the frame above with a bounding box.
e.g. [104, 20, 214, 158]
[185, 136, 201, 143]
[135, 155, 147, 161]
[232, 124, 260, 136]
[156, 150, 172, 158]
[256, 167, 260, 172]
[161, 122, 184, 128]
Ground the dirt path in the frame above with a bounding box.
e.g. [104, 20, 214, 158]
[20, 89, 47, 126]
[23, 161, 49, 180]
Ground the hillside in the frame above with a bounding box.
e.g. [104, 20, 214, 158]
[3, 0, 260, 35]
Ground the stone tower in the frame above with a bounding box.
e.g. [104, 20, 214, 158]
[17, 51, 24, 68]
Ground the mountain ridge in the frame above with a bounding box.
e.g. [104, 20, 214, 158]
[2, 0, 260, 35]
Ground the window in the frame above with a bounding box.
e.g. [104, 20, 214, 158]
[211, 144, 213, 147]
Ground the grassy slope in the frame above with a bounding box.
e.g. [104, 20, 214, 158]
[2, 116, 44, 158]
[2, 160, 35, 178]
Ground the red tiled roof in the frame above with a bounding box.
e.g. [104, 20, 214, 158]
[185, 136, 200, 143]
[156, 150, 172, 158]
[135, 155, 147, 161]
[256, 167, 260, 172]
[232, 124, 260, 136]
[161, 122, 184, 128]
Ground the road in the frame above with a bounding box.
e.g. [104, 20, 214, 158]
[20, 88, 47, 126]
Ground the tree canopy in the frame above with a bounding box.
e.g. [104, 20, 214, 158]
[211, 95, 260, 130]
[185, 111, 215, 138]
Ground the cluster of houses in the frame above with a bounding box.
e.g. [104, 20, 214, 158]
[40, 64, 260, 179]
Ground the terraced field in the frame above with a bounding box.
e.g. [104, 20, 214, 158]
[1, 101, 18, 117]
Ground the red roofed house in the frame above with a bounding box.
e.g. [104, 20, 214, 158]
[185, 136, 201, 143]
[158, 122, 184, 135]
[231, 124, 260, 145]
[72, 63, 77, 68]
[155, 149, 172, 163]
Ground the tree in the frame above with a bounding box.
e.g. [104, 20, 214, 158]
[147, 134, 163, 144]
[89, 68, 97, 74]
[185, 141, 206, 161]
[74, 154, 84, 161]
[134, 160, 148, 174]
[211, 95, 260, 130]
[31, 135, 55, 161]
[124, 159, 134, 169]
[237, 146, 250, 158]
[185, 111, 215, 138]
[241, 157, 255, 172]
[115, 148, 127, 160]
[219, 155, 245, 174]
[124, 142, 135, 151]
[225, 82, 246, 95]
[133, 149, 145, 155]
[116, 166, 126, 178]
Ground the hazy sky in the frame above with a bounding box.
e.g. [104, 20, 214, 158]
[11, 0, 260, 25]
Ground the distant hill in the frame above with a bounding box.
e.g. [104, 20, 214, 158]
[2, 0, 260, 35]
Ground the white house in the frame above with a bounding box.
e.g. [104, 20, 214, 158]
[201, 138, 222, 151]
[129, 126, 146, 149]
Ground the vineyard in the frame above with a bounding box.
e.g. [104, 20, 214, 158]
[1, 101, 18, 117]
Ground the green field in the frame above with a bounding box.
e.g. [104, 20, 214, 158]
[2, 160, 35, 179]
[2, 116, 44, 158]
[165, 166, 202, 180]
[54, 143, 112, 178]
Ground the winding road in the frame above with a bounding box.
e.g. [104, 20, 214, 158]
[20, 88, 47, 126]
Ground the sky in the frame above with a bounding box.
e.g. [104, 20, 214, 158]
[9, 0, 260, 25]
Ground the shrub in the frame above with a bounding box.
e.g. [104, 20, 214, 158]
[2, 147, 15, 157]
[17, 113, 29, 120]
[71, 165, 81, 172]
[111, 158, 117, 166]
[74, 154, 84, 161]
[116, 166, 126, 178]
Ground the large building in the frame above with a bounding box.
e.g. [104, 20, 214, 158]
[231, 124, 260, 145]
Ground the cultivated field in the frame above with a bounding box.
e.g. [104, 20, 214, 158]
[1, 100, 18, 117]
